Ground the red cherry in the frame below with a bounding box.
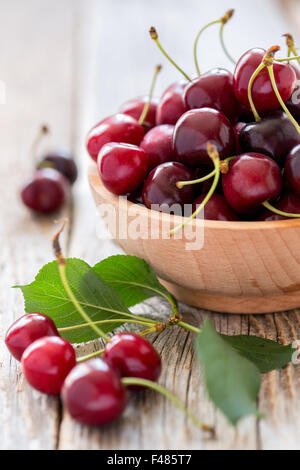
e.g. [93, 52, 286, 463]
[61, 358, 128, 426]
[258, 191, 300, 220]
[173, 108, 235, 167]
[22, 337, 76, 395]
[233, 122, 246, 155]
[21, 168, 69, 213]
[39, 151, 78, 184]
[222, 153, 282, 214]
[142, 162, 195, 214]
[127, 186, 144, 205]
[184, 69, 241, 122]
[285, 144, 300, 196]
[5, 313, 59, 361]
[193, 193, 239, 221]
[233, 48, 296, 112]
[103, 333, 162, 385]
[286, 65, 300, 122]
[86, 114, 144, 162]
[156, 80, 188, 125]
[98, 143, 149, 195]
[140, 124, 174, 170]
[119, 96, 158, 130]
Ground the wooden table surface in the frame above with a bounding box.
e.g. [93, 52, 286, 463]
[1, 0, 300, 451]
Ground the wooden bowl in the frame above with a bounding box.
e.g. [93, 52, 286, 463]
[89, 164, 300, 314]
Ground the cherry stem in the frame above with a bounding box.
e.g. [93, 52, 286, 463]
[247, 63, 265, 122]
[267, 64, 300, 135]
[149, 27, 191, 82]
[31, 124, 49, 162]
[58, 318, 155, 333]
[283, 34, 300, 66]
[170, 143, 220, 235]
[138, 65, 162, 126]
[121, 377, 215, 435]
[178, 321, 201, 334]
[277, 55, 300, 62]
[77, 348, 105, 363]
[263, 201, 300, 219]
[53, 221, 111, 343]
[194, 9, 235, 76]
[176, 169, 216, 189]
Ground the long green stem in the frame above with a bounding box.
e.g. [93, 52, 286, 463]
[121, 378, 214, 435]
[267, 64, 300, 134]
[277, 55, 300, 62]
[77, 348, 105, 363]
[149, 27, 191, 81]
[58, 318, 154, 333]
[176, 169, 216, 189]
[263, 201, 300, 218]
[194, 19, 220, 76]
[170, 145, 220, 235]
[178, 321, 201, 334]
[248, 63, 265, 122]
[219, 22, 235, 65]
[138, 65, 162, 125]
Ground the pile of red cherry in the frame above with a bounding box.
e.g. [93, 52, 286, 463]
[5, 313, 162, 425]
[86, 32, 300, 222]
[21, 127, 78, 214]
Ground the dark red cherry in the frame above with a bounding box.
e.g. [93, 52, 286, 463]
[233, 122, 246, 155]
[156, 80, 188, 125]
[86, 114, 144, 162]
[21, 168, 70, 213]
[193, 193, 239, 221]
[184, 69, 241, 122]
[22, 337, 76, 395]
[234, 48, 296, 112]
[140, 124, 174, 170]
[98, 143, 149, 195]
[39, 151, 78, 184]
[239, 111, 300, 166]
[286, 65, 300, 122]
[285, 144, 300, 196]
[104, 333, 162, 385]
[173, 108, 235, 167]
[127, 186, 144, 205]
[222, 153, 283, 214]
[258, 191, 300, 220]
[5, 313, 59, 361]
[61, 358, 128, 426]
[142, 162, 195, 214]
[119, 96, 158, 130]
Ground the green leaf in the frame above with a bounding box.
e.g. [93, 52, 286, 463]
[196, 319, 262, 425]
[93, 255, 178, 312]
[16, 258, 132, 344]
[222, 335, 293, 374]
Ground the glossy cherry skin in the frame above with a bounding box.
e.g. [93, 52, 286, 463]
[39, 151, 78, 184]
[86, 114, 144, 162]
[61, 358, 128, 426]
[156, 80, 188, 125]
[140, 124, 174, 170]
[286, 65, 300, 122]
[127, 186, 144, 205]
[104, 333, 162, 385]
[21, 168, 70, 213]
[142, 162, 195, 215]
[222, 153, 283, 214]
[98, 143, 149, 195]
[285, 144, 300, 196]
[239, 111, 300, 166]
[234, 48, 296, 112]
[184, 69, 241, 122]
[173, 108, 235, 167]
[119, 96, 158, 130]
[22, 337, 76, 395]
[5, 313, 59, 362]
[233, 122, 246, 155]
[258, 191, 300, 220]
[193, 193, 239, 221]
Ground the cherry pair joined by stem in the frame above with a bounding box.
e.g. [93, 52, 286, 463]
[22, 336, 76, 395]
[21, 168, 70, 213]
[98, 142, 149, 195]
[173, 108, 235, 167]
[234, 48, 296, 112]
[5, 313, 59, 361]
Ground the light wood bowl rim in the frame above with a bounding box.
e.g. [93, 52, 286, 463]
[89, 164, 300, 232]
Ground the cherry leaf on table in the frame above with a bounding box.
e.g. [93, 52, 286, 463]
[15, 258, 132, 344]
[93, 255, 178, 312]
[221, 335, 294, 374]
[196, 319, 262, 425]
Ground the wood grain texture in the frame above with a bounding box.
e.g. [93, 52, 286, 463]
[2, 0, 300, 450]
